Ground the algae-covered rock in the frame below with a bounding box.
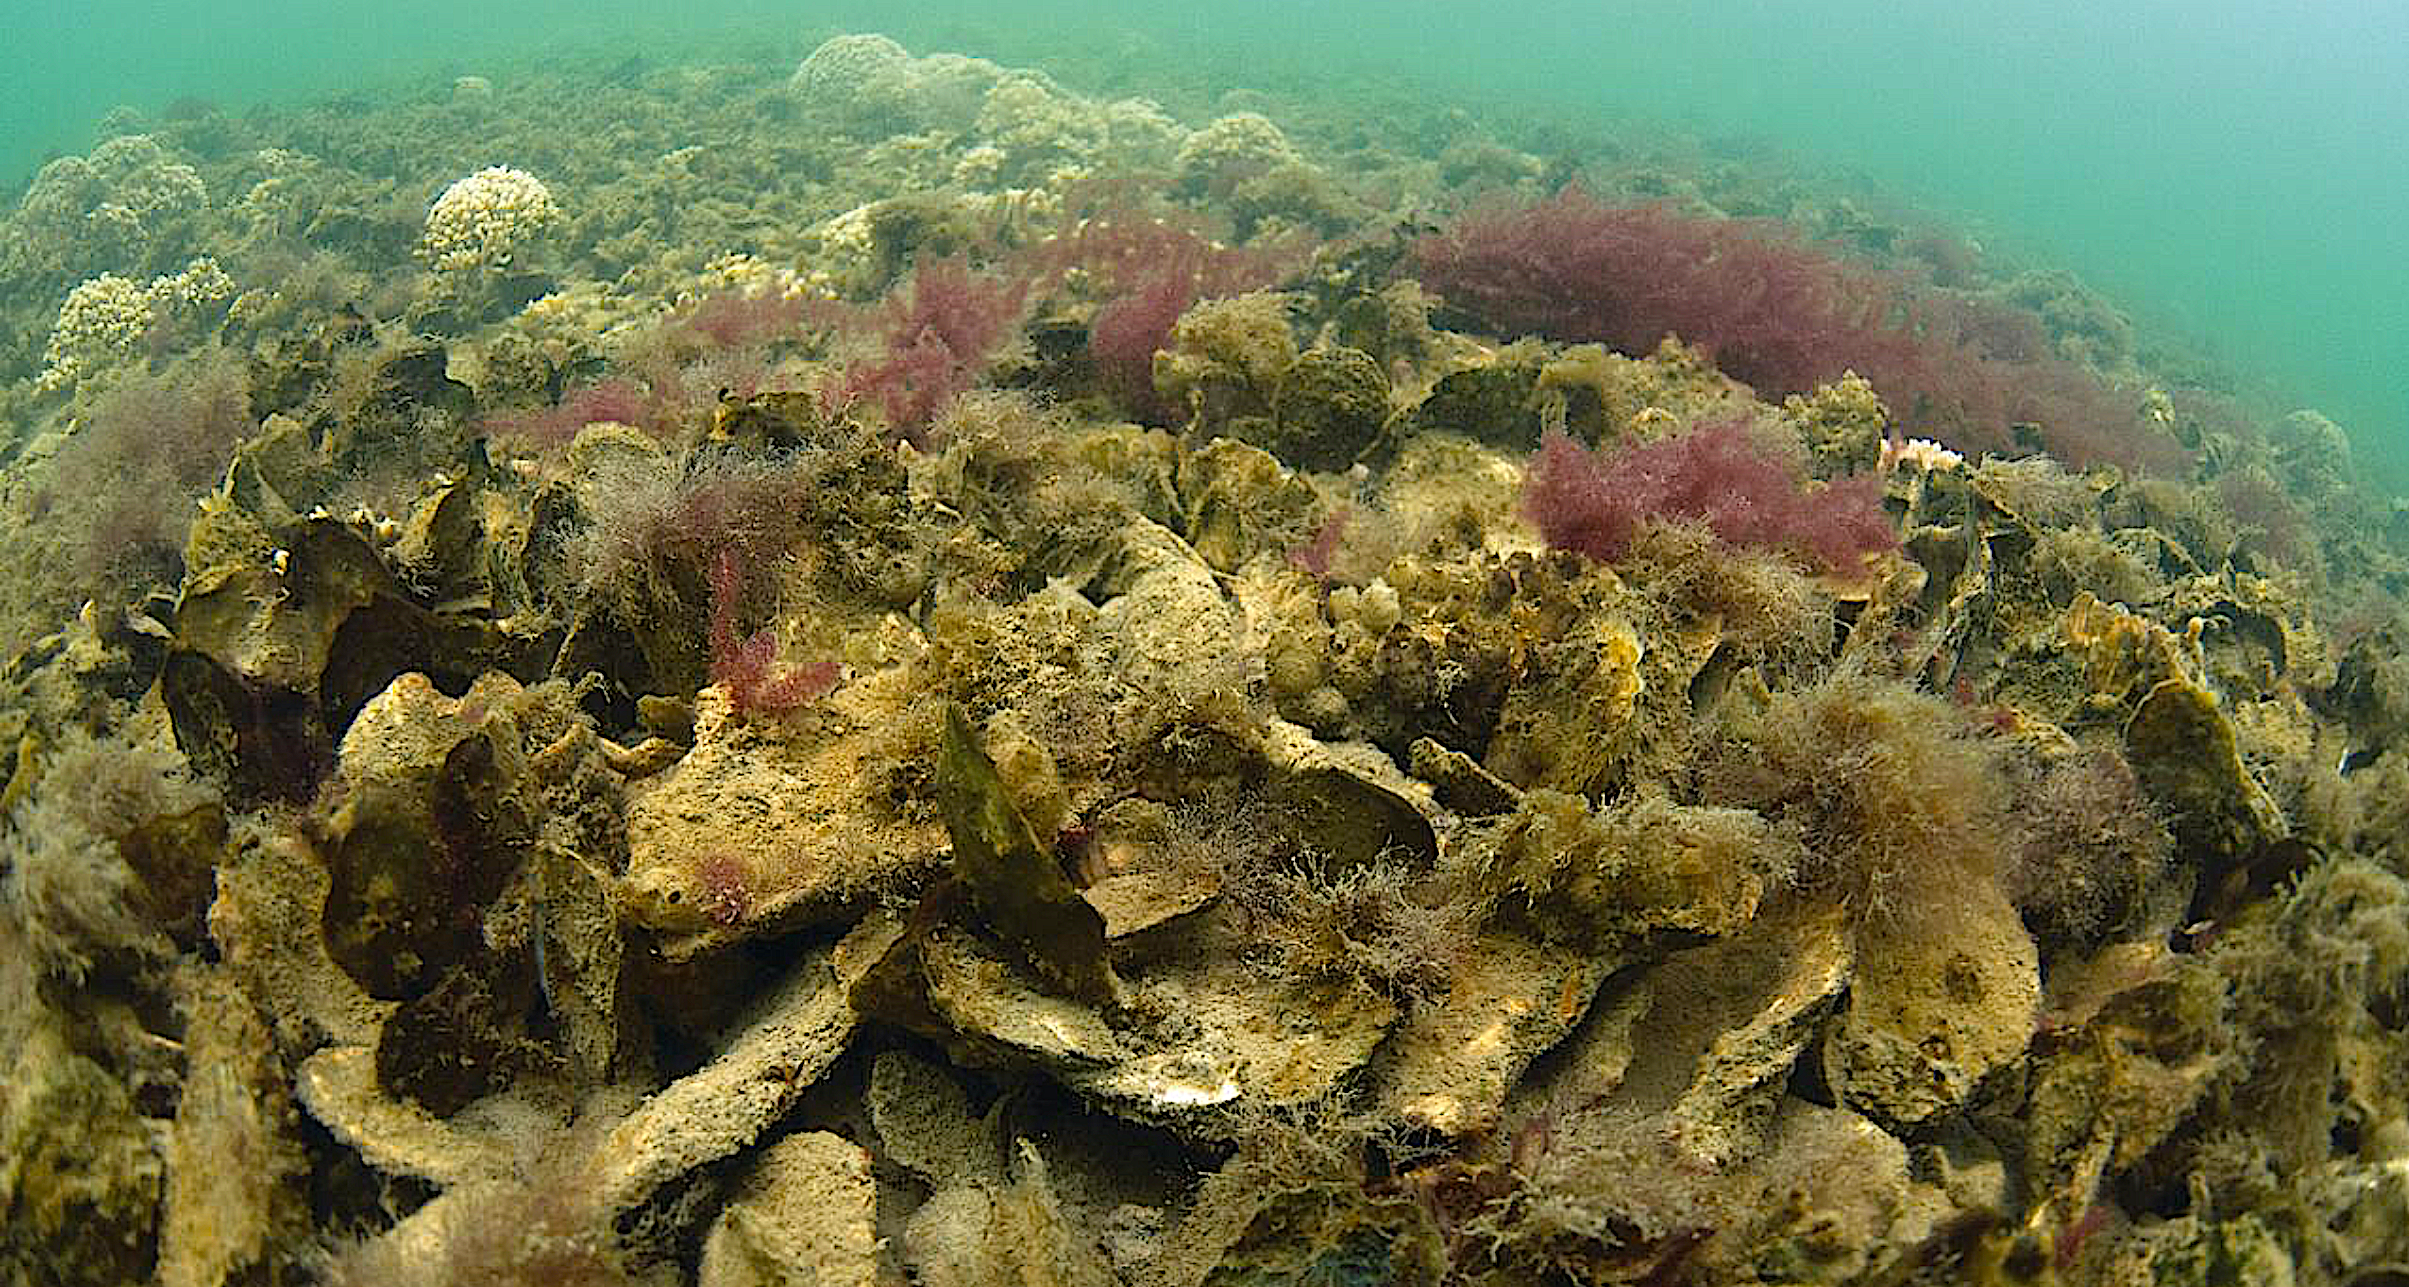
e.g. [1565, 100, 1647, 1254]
[591, 946, 857, 1213]
[156, 967, 309, 1287]
[1367, 929, 1613, 1135]
[850, 886, 1399, 1138]
[1153, 290, 1296, 433]
[1267, 345, 1389, 472]
[1783, 370, 1890, 476]
[1543, 908, 1850, 1167]
[1475, 788, 1786, 949]
[697, 1132, 880, 1287]
[1258, 716, 1438, 871]
[2126, 674, 2285, 880]
[2101, 1214, 2299, 1286]
[164, 511, 526, 802]
[936, 702, 1121, 1008]
[618, 671, 943, 955]
[1397, 346, 1548, 449]
[1823, 885, 2039, 1130]
[295, 1043, 517, 1190]
[1605, 908, 1854, 1171]
[1, 723, 222, 982]
[318, 672, 536, 1002]
[1066, 952, 1397, 1134]
[0, 1025, 164, 1286]
[1176, 437, 1319, 574]
[311, 670, 632, 1111]
[1175, 112, 1305, 200]
[870, 1049, 1003, 1190]
[900, 1141, 1119, 1287]
[323, 339, 477, 478]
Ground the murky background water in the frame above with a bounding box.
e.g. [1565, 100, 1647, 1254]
[6, 0, 2403, 487]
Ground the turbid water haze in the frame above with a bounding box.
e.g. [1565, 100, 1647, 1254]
[4, 0, 2401, 485]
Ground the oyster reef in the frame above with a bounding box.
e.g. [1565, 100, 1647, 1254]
[3, 30, 2407, 1287]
